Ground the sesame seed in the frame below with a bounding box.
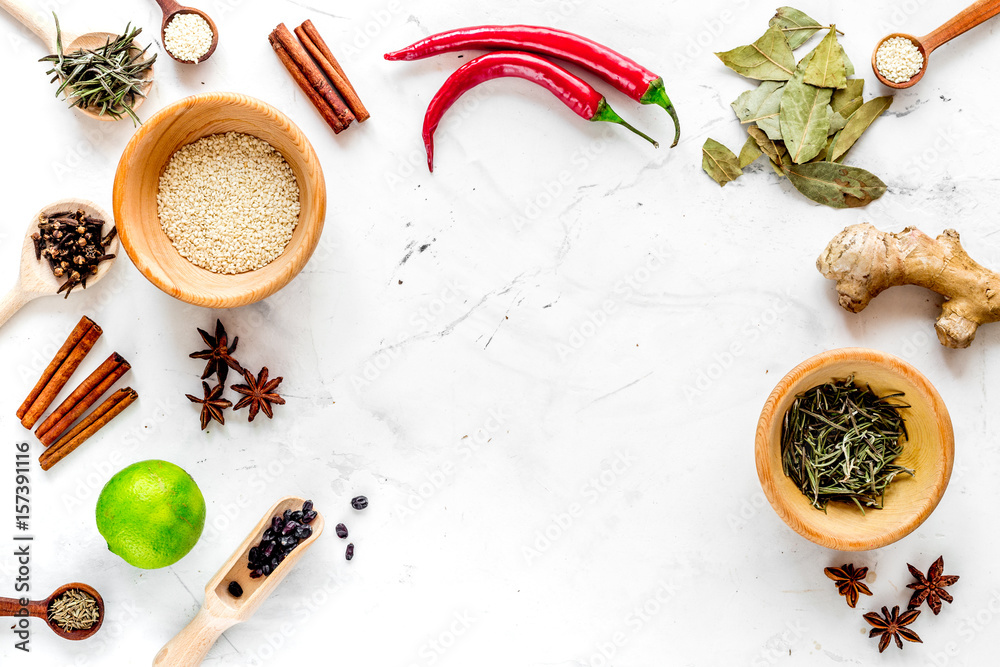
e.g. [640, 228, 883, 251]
[163, 13, 214, 63]
[157, 132, 301, 274]
[875, 37, 923, 84]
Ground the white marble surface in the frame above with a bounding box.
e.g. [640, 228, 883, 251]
[2, 0, 999, 665]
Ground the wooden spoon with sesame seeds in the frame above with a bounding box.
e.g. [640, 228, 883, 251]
[0, 0, 154, 119]
[0, 199, 118, 330]
[0, 583, 105, 640]
[872, 0, 1000, 89]
[154, 0, 218, 64]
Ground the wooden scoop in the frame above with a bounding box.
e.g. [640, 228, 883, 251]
[0, 583, 105, 640]
[872, 0, 1000, 88]
[0, 199, 118, 329]
[154, 0, 218, 64]
[0, 0, 154, 119]
[153, 497, 324, 666]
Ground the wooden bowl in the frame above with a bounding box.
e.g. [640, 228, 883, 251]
[755, 348, 954, 551]
[112, 92, 326, 307]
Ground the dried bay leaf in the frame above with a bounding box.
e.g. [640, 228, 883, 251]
[841, 46, 855, 76]
[803, 27, 846, 89]
[769, 7, 823, 50]
[739, 135, 763, 168]
[831, 79, 864, 112]
[757, 115, 783, 141]
[731, 81, 785, 125]
[748, 125, 790, 172]
[834, 96, 863, 120]
[827, 106, 847, 135]
[828, 96, 893, 162]
[702, 138, 743, 186]
[715, 26, 795, 81]
[779, 55, 832, 164]
[785, 162, 887, 208]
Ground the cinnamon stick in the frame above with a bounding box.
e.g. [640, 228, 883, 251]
[270, 23, 355, 128]
[296, 20, 370, 122]
[269, 32, 346, 133]
[40, 388, 137, 471]
[35, 352, 130, 445]
[19, 318, 102, 429]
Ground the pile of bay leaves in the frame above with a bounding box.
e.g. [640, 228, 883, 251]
[702, 7, 892, 209]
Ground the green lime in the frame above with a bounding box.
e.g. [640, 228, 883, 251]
[96, 460, 206, 569]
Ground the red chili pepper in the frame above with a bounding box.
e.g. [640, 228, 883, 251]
[386, 24, 680, 147]
[422, 51, 658, 173]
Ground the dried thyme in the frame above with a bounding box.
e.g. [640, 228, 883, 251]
[781, 376, 913, 512]
[38, 14, 155, 124]
[48, 589, 100, 631]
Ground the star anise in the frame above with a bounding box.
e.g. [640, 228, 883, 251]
[824, 563, 872, 608]
[907, 556, 959, 615]
[186, 381, 232, 430]
[863, 605, 922, 653]
[231, 367, 285, 422]
[189, 319, 242, 384]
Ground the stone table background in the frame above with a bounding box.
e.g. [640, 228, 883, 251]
[1, 0, 998, 665]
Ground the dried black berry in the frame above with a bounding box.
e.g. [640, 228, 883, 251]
[249, 546, 259, 561]
[302, 510, 318, 524]
[262, 528, 276, 542]
[228, 581, 243, 598]
[283, 509, 293, 522]
[346, 543, 355, 560]
[263, 542, 275, 558]
[280, 535, 298, 548]
[290, 511, 303, 522]
[250, 569, 262, 579]
[295, 525, 313, 540]
[302, 500, 314, 512]
[282, 520, 299, 536]
[351, 496, 368, 510]
[335, 523, 348, 539]
[261, 564, 271, 576]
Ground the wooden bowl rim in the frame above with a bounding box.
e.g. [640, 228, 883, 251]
[755, 347, 954, 551]
[112, 91, 326, 308]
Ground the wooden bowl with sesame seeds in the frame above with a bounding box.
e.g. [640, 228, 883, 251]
[112, 92, 326, 307]
[755, 348, 954, 551]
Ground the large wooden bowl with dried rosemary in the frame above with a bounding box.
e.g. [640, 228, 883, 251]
[112, 92, 326, 307]
[755, 348, 954, 551]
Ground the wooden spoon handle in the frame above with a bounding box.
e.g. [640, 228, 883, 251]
[0, 286, 37, 329]
[154, 0, 185, 17]
[152, 607, 236, 666]
[0, 0, 58, 51]
[0, 597, 47, 618]
[922, 0, 1000, 54]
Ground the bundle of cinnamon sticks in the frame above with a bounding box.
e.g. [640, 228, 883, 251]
[269, 20, 369, 134]
[17, 316, 138, 471]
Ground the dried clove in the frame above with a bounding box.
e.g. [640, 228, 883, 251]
[33, 210, 116, 298]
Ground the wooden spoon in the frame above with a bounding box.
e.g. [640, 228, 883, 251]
[872, 0, 1000, 88]
[0, 199, 119, 329]
[0, 0, 154, 119]
[0, 583, 105, 640]
[153, 497, 324, 666]
[154, 0, 218, 64]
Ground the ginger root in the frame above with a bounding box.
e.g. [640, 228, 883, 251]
[817, 223, 1000, 349]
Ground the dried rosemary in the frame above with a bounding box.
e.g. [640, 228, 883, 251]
[38, 14, 155, 124]
[781, 376, 913, 512]
[48, 589, 100, 631]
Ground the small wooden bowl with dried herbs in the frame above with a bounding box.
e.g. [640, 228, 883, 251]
[755, 348, 954, 551]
